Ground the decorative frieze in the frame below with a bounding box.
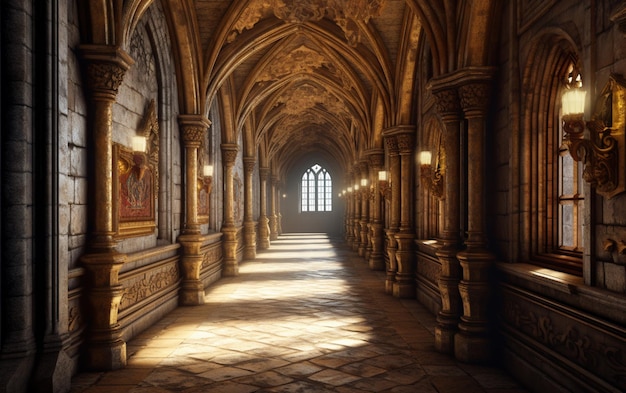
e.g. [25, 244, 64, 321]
[502, 289, 626, 391]
[119, 261, 179, 311]
[202, 242, 224, 269]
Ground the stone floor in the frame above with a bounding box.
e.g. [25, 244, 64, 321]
[70, 233, 528, 393]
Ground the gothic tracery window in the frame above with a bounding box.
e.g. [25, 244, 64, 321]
[301, 164, 332, 212]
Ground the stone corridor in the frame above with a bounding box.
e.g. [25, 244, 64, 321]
[70, 234, 526, 393]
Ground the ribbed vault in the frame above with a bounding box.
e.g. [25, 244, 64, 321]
[200, 0, 407, 177]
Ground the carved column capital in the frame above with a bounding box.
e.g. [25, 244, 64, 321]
[79, 45, 134, 101]
[178, 115, 210, 147]
[396, 133, 415, 154]
[432, 88, 461, 120]
[459, 82, 492, 118]
[365, 148, 384, 170]
[383, 126, 415, 154]
[384, 134, 398, 154]
[243, 157, 256, 173]
[359, 160, 369, 174]
[259, 167, 270, 180]
[221, 143, 239, 166]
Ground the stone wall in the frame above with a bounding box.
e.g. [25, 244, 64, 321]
[492, 2, 626, 391]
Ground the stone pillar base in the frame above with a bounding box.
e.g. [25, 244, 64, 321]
[258, 216, 270, 249]
[455, 332, 491, 363]
[34, 334, 73, 393]
[434, 325, 456, 354]
[222, 263, 239, 277]
[385, 275, 395, 294]
[86, 339, 126, 371]
[392, 276, 415, 298]
[180, 281, 205, 306]
[222, 226, 239, 276]
[368, 254, 385, 270]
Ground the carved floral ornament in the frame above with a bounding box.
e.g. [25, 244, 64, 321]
[227, 0, 386, 46]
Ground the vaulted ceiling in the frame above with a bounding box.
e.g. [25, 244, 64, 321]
[79, 0, 499, 177]
[195, 0, 418, 175]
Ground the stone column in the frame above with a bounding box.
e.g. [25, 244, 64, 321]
[430, 81, 463, 354]
[177, 115, 211, 305]
[345, 170, 355, 245]
[258, 167, 271, 249]
[367, 149, 385, 270]
[358, 161, 370, 257]
[243, 157, 257, 259]
[78, 45, 133, 370]
[269, 175, 279, 240]
[382, 134, 400, 294]
[277, 181, 283, 235]
[455, 72, 496, 363]
[352, 169, 361, 252]
[393, 128, 416, 298]
[221, 143, 239, 276]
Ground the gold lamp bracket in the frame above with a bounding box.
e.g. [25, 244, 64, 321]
[562, 74, 626, 199]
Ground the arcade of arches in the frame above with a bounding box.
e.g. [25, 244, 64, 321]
[2, 0, 626, 392]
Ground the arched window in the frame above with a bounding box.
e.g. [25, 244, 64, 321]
[522, 44, 584, 276]
[301, 164, 332, 212]
[558, 64, 585, 253]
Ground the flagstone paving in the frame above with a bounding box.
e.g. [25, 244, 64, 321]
[70, 233, 527, 393]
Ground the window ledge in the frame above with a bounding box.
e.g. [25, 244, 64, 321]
[497, 262, 582, 294]
[496, 262, 626, 326]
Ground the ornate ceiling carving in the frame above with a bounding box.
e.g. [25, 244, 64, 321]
[257, 45, 328, 82]
[227, 0, 386, 46]
[276, 83, 348, 118]
[195, 0, 410, 171]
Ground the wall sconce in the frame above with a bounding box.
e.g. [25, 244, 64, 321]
[561, 74, 626, 199]
[342, 189, 347, 196]
[419, 150, 443, 198]
[131, 136, 147, 180]
[378, 170, 390, 198]
[201, 164, 214, 194]
[347, 187, 353, 193]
